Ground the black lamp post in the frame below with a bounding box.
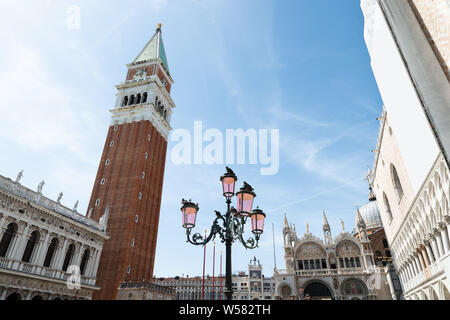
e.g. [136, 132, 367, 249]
[180, 167, 266, 301]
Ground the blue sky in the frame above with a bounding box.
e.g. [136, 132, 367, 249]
[0, 0, 382, 277]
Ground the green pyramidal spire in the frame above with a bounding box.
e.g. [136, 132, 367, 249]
[133, 23, 170, 74]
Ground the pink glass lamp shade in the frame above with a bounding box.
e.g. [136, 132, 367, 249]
[236, 187, 256, 217]
[220, 168, 237, 198]
[250, 207, 266, 235]
[181, 200, 199, 229]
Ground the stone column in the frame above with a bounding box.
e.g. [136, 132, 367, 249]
[35, 231, 51, 265]
[424, 241, 435, 263]
[408, 261, 415, 278]
[414, 257, 420, 275]
[385, 269, 397, 300]
[399, 270, 406, 289]
[421, 246, 430, 267]
[430, 237, 440, 261]
[91, 247, 103, 280]
[86, 249, 97, 277]
[414, 255, 422, 272]
[440, 223, 450, 254]
[0, 215, 6, 239]
[435, 230, 445, 258]
[408, 263, 414, 280]
[55, 238, 69, 270]
[6, 232, 20, 260]
[12, 223, 30, 261]
[417, 249, 426, 270]
[0, 288, 7, 300]
[73, 243, 84, 268]
[445, 216, 450, 247]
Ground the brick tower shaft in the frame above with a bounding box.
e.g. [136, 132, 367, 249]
[88, 25, 175, 300]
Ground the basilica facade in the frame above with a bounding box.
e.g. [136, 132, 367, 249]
[274, 209, 393, 300]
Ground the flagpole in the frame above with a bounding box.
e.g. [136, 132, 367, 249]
[212, 241, 216, 300]
[219, 250, 223, 300]
[202, 229, 207, 300]
[272, 223, 277, 270]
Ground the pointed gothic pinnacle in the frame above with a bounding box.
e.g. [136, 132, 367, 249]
[322, 210, 331, 232]
[322, 210, 329, 225]
[355, 205, 365, 227]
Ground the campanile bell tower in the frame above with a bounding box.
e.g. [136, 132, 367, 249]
[88, 24, 175, 300]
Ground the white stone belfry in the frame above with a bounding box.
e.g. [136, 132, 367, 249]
[111, 24, 175, 142]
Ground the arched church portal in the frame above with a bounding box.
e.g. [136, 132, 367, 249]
[280, 285, 292, 300]
[304, 281, 333, 300]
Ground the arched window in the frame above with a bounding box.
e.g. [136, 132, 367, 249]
[80, 249, 90, 275]
[62, 243, 75, 272]
[136, 93, 141, 104]
[5, 293, 21, 301]
[0, 223, 17, 257]
[43, 238, 58, 268]
[22, 230, 39, 263]
[164, 109, 167, 120]
[382, 239, 389, 248]
[391, 164, 404, 201]
[129, 95, 135, 106]
[122, 96, 128, 107]
[304, 260, 309, 270]
[383, 192, 393, 222]
[350, 257, 355, 268]
[142, 92, 147, 103]
[342, 279, 367, 296]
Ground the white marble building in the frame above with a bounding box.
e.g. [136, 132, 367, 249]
[0, 173, 109, 300]
[361, 0, 450, 300]
[274, 213, 392, 300]
[153, 258, 275, 300]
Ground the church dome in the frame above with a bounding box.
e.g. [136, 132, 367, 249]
[355, 199, 383, 230]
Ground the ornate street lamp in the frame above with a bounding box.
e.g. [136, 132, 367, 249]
[250, 207, 266, 235]
[180, 167, 266, 300]
[220, 168, 237, 198]
[181, 200, 199, 229]
[236, 183, 256, 217]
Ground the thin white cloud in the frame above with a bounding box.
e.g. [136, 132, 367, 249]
[0, 41, 102, 164]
